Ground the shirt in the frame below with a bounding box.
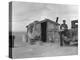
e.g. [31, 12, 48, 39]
[60, 24, 68, 30]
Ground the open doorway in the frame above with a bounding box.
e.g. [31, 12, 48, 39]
[41, 22, 47, 42]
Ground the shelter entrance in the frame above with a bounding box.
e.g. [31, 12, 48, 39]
[41, 22, 47, 42]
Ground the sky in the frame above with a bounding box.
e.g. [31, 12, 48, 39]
[12, 1, 79, 32]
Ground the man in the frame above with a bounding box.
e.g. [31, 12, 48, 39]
[60, 20, 68, 30]
[60, 20, 68, 46]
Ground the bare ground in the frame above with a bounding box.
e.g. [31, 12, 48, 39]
[12, 42, 78, 59]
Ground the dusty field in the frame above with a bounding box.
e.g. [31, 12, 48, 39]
[12, 42, 78, 59]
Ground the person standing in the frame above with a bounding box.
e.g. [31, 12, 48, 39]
[60, 20, 68, 46]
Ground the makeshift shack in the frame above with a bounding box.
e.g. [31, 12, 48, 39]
[26, 18, 60, 43]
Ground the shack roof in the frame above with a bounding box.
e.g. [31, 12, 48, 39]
[26, 18, 60, 28]
[40, 18, 60, 25]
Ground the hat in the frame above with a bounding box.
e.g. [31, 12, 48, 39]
[63, 20, 66, 22]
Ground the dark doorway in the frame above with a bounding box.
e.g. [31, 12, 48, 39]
[41, 22, 47, 42]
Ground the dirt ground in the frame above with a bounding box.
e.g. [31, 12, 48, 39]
[12, 42, 78, 59]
